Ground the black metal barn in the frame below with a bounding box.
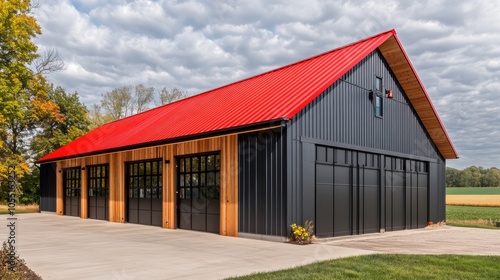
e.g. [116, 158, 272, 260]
[238, 50, 446, 238]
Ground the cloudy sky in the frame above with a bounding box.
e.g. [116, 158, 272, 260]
[33, 0, 499, 170]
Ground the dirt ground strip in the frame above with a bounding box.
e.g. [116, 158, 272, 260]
[320, 226, 500, 255]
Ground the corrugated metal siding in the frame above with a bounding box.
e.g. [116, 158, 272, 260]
[287, 50, 445, 225]
[436, 159, 446, 221]
[238, 128, 287, 236]
[40, 163, 57, 212]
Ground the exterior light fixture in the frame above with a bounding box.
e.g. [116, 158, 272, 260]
[386, 89, 393, 99]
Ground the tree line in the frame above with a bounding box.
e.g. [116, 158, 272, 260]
[446, 166, 500, 188]
[0, 1, 186, 204]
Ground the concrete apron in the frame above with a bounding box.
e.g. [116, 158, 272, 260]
[1, 213, 375, 280]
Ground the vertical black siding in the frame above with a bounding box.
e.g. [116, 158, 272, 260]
[40, 162, 57, 212]
[432, 159, 446, 222]
[238, 128, 287, 236]
[287, 49, 446, 227]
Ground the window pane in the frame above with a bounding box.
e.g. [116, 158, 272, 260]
[376, 77, 382, 91]
[180, 159, 185, 173]
[200, 156, 206, 171]
[200, 173, 206, 186]
[207, 187, 215, 199]
[201, 187, 208, 199]
[192, 157, 199, 172]
[147, 162, 152, 175]
[151, 161, 157, 174]
[139, 163, 145, 175]
[207, 172, 215, 186]
[207, 155, 214, 171]
[191, 188, 200, 199]
[192, 174, 199, 186]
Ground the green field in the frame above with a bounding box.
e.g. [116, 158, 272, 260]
[228, 254, 500, 280]
[446, 187, 500, 195]
[446, 205, 500, 229]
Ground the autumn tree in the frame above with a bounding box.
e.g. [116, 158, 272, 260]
[0, 0, 65, 202]
[31, 85, 90, 160]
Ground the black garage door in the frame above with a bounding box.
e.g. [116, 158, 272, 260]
[126, 160, 163, 227]
[88, 164, 109, 221]
[177, 153, 220, 233]
[315, 147, 380, 238]
[385, 157, 428, 231]
[63, 167, 81, 217]
[315, 146, 429, 237]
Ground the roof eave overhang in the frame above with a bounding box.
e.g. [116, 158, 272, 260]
[378, 34, 459, 160]
[35, 118, 287, 164]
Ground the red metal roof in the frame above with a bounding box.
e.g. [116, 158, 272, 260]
[38, 29, 455, 163]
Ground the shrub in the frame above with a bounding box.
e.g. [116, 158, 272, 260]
[290, 220, 315, 244]
[1, 242, 41, 280]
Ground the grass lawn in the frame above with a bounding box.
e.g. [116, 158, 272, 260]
[446, 205, 500, 229]
[446, 187, 500, 195]
[0, 204, 39, 215]
[228, 254, 500, 280]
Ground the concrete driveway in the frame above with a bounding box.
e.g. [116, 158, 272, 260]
[320, 226, 500, 255]
[2, 213, 499, 279]
[2, 213, 374, 279]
